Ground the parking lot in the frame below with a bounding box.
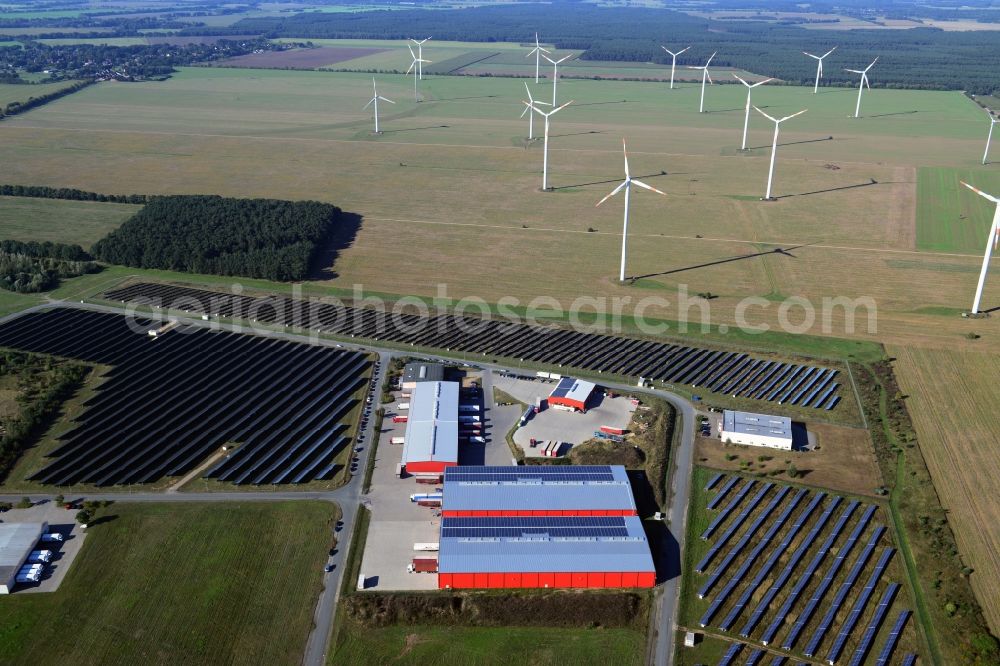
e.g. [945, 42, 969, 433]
[1, 501, 86, 594]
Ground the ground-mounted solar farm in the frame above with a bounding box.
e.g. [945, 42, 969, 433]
[678, 468, 921, 665]
[103, 281, 847, 415]
[0, 307, 372, 489]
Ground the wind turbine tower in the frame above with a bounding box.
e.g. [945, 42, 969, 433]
[410, 38, 431, 79]
[845, 57, 878, 118]
[363, 77, 395, 134]
[754, 106, 807, 200]
[983, 110, 999, 165]
[596, 139, 667, 282]
[734, 74, 773, 151]
[802, 47, 836, 93]
[960, 181, 1000, 314]
[406, 45, 431, 101]
[520, 82, 550, 140]
[687, 52, 716, 113]
[526, 33, 550, 84]
[544, 53, 573, 107]
[660, 45, 690, 90]
[528, 100, 573, 191]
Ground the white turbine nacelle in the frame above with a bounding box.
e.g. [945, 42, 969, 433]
[520, 81, 550, 140]
[960, 181, 1000, 314]
[526, 33, 550, 84]
[845, 56, 878, 118]
[406, 44, 432, 102]
[982, 109, 999, 165]
[803, 46, 836, 93]
[734, 74, 774, 151]
[543, 53, 573, 107]
[363, 77, 395, 134]
[596, 139, 667, 282]
[528, 99, 573, 191]
[687, 51, 716, 113]
[409, 37, 431, 80]
[754, 106, 807, 201]
[660, 45, 690, 90]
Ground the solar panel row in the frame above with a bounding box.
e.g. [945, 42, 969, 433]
[745, 649, 766, 666]
[444, 516, 626, 527]
[707, 475, 742, 510]
[0, 309, 368, 486]
[742, 496, 842, 638]
[825, 547, 896, 664]
[769, 657, 787, 666]
[104, 283, 841, 408]
[874, 610, 911, 666]
[901, 652, 918, 666]
[717, 641, 744, 666]
[784, 504, 877, 651]
[702, 479, 757, 540]
[696, 483, 773, 573]
[705, 473, 724, 491]
[761, 500, 860, 646]
[848, 584, 901, 666]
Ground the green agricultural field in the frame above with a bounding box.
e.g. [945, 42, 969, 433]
[0, 80, 83, 108]
[332, 622, 645, 665]
[0, 196, 140, 249]
[915, 166, 1000, 253]
[0, 501, 335, 666]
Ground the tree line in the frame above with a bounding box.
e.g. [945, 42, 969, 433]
[0, 80, 92, 119]
[0, 183, 147, 204]
[91, 195, 342, 282]
[221, 4, 1000, 94]
[0, 251, 101, 293]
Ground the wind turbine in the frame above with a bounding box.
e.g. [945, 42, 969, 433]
[802, 47, 836, 93]
[526, 33, 550, 84]
[734, 74, 774, 151]
[597, 139, 667, 283]
[363, 77, 395, 134]
[544, 53, 572, 107]
[845, 57, 878, 118]
[982, 109, 999, 165]
[753, 106, 807, 200]
[959, 181, 1000, 314]
[520, 81, 550, 140]
[687, 52, 716, 113]
[660, 45, 690, 90]
[528, 100, 573, 191]
[406, 45, 431, 102]
[409, 37, 431, 80]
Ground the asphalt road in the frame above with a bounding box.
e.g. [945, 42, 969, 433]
[0, 301, 697, 666]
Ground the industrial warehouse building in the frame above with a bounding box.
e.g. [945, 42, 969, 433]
[436, 465, 655, 589]
[547, 377, 596, 412]
[401, 362, 444, 391]
[0, 522, 47, 594]
[442, 465, 637, 517]
[401, 380, 459, 473]
[720, 410, 793, 450]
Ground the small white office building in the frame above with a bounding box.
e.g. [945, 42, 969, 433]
[720, 410, 793, 450]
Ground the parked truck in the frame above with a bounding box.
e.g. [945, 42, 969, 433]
[40, 533, 63, 542]
[407, 558, 439, 573]
[415, 475, 441, 485]
[395, 462, 404, 478]
[392, 415, 408, 424]
[413, 543, 440, 552]
[458, 404, 480, 413]
[16, 572, 40, 583]
[458, 415, 481, 424]
[28, 550, 52, 563]
[390, 436, 405, 445]
[417, 499, 442, 508]
[600, 425, 627, 436]
[410, 493, 443, 503]
[396, 403, 410, 411]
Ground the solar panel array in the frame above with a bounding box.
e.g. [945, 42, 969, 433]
[745, 649, 765, 666]
[703, 479, 756, 540]
[441, 516, 634, 540]
[718, 641, 744, 666]
[902, 652, 918, 666]
[706, 473, 724, 491]
[104, 282, 842, 409]
[849, 583, 901, 666]
[693, 475, 919, 665]
[444, 465, 616, 484]
[875, 610, 910, 666]
[707, 475, 742, 510]
[0, 309, 368, 486]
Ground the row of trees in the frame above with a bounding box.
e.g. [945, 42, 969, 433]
[0, 184, 147, 205]
[223, 4, 1000, 93]
[0, 351, 89, 482]
[91, 195, 341, 282]
[0, 80, 92, 119]
[0, 252, 101, 293]
[0, 240, 91, 261]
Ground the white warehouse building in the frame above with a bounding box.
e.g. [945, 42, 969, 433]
[720, 410, 793, 450]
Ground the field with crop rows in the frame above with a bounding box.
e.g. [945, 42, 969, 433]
[0, 196, 139, 248]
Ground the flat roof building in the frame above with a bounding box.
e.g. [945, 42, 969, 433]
[547, 377, 596, 412]
[442, 465, 637, 517]
[437, 515, 655, 589]
[401, 381, 459, 473]
[0, 522, 46, 594]
[401, 362, 444, 391]
[720, 410, 793, 450]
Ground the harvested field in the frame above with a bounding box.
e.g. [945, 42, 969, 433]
[218, 46, 389, 69]
[889, 345, 1000, 633]
[915, 166, 1000, 253]
[695, 421, 882, 497]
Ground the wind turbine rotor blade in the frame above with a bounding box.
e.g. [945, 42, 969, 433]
[631, 179, 667, 196]
[753, 77, 775, 87]
[363, 97, 375, 110]
[733, 73, 749, 87]
[543, 54, 556, 65]
[520, 103, 530, 118]
[706, 70, 714, 85]
[961, 181, 1000, 204]
[705, 51, 716, 66]
[407, 44, 415, 58]
[678, 46, 690, 55]
[863, 73, 870, 89]
[380, 96, 395, 104]
[823, 46, 837, 58]
[803, 51, 819, 59]
[405, 61, 415, 75]
[845, 68, 864, 74]
[753, 105, 778, 123]
[866, 56, 879, 70]
[661, 46, 673, 56]
[556, 54, 572, 64]
[818, 61, 823, 76]
[551, 100, 574, 113]
[622, 138, 630, 178]
[779, 109, 807, 122]
[686, 66, 702, 70]
[596, 181, 628, 207]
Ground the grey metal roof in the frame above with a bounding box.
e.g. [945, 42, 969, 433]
[402, 362, 444, 384]
[443, 465, 636, 512]
[548, 376, 596, 403]
[722, 410, 792, 440]
[0, 522, 46, 588]
[402, 381, 459, 465]
[438, 515, 653, 573]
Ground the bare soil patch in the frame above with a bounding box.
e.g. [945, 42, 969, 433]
[217, 47, 389, 69]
